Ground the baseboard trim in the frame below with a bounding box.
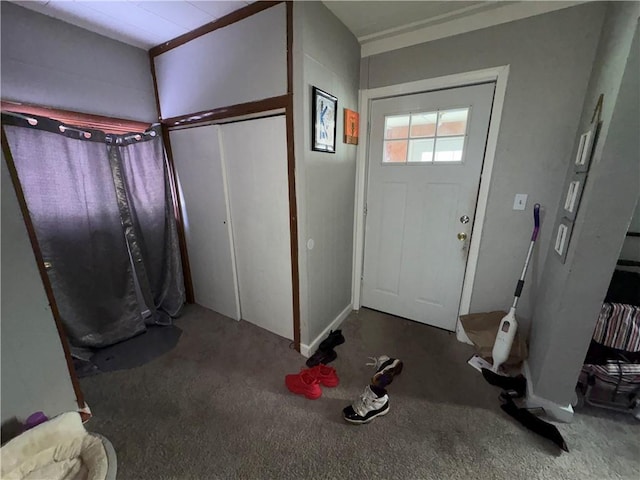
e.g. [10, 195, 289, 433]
[455, 318, 474, 345]
[523, 360, 574, 423]
[300, 304, 352, 358]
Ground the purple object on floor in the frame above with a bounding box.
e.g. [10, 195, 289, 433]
[24, 412, 48, 430]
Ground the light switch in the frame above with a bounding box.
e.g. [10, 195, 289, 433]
[513, 194, 528, 210]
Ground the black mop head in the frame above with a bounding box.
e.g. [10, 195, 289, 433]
[481, 368, 527, 398]
[501, 397, 569, 452]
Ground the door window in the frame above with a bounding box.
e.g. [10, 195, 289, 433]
[383, 108, 469, 164]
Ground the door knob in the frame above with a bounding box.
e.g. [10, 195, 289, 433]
[460, 215, 470, 224]
[457, 232, 467, 241]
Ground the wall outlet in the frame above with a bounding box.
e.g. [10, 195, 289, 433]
[513, 194, 528, 210]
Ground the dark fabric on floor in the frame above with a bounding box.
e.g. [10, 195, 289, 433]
[81, 305, 639, 480]
[90, 325, 182, 373]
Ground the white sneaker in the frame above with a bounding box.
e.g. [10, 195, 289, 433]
[342, 386, 390, 424]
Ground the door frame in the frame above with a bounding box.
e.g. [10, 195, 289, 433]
[352, 65, 510, 343]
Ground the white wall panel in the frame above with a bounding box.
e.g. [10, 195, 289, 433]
[169, 126, 240, 320]
[154, 4, 287, 119]
[222, 116, 293, 340]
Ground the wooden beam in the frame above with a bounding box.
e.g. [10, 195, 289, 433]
[285, 1, 301, 352]
[162, 95, 289, 128]
[149, 1, 283, 58]
[1, 100, 149, 134]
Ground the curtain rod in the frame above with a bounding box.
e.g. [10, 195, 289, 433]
[3, 110, 159, 142]
[2, 110, 93, 138]
[1, 100, 151, 134]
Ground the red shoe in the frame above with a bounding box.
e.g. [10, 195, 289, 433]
[306, 365, 339, 387]
[285, 371, 322, 399]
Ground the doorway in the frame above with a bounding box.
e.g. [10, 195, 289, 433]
[357, 76, 503, 333]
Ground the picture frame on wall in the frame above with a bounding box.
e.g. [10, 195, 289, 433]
[554, 217, 573, 264]
[312, 87, 337, 153]
[574, 121, 598, 172]
[344, 108, 359, 145]
[562, 172, 587, 220]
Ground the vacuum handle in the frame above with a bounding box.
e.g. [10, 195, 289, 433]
[531, 203, 541, 241]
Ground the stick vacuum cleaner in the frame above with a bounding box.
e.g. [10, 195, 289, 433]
[492, 203, 541, 373]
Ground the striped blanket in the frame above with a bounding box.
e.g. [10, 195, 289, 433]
[582, 303, 640, 394]
[584, 363, 640, 393]
[592, 303, 640, 352]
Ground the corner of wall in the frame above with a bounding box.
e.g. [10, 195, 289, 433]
[523, 361, 574, 422]
[291, 0, 310, 346]
[292, 0, 360, 346]
[527, 4, 639, 406]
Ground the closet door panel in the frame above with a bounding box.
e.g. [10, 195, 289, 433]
[221, 116, 293, 339]
[169, 126, 239, 320]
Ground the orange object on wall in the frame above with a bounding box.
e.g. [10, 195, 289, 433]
[344, 108, 359, 145]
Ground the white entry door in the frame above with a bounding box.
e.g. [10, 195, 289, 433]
[362, 83, 494, 330]
[221, 116, 294, 340]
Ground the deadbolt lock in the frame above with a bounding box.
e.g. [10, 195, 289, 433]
[457, 232, 468, 241]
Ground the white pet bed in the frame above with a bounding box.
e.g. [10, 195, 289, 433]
[1, 412, 117, 480]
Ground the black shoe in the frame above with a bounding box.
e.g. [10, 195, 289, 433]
[368, 356, 404, 388]
[318, 330, 345, 351]
[305, 348, 337, 368]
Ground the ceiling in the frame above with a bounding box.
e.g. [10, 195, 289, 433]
[10, 0, 511, 51]
[10, 0, 253, 49]
[323, 1, 494, 39]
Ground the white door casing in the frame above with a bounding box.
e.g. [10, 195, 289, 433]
[169, 125, 241, 320]
[361, 83, 495, 330]
[221, 116, 294, 340]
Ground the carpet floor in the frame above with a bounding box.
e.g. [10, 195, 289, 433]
[81, 304, 639, 479]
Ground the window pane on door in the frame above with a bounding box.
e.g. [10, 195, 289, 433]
[434, 136, 465, 162]
[408, 138, 435, 163]
[383, 108, 469, 164]
[410, 112, 437, 138]
[436, 108, 469, 136]
[384, 115, 410, 139]
[383, 140, 408, 163]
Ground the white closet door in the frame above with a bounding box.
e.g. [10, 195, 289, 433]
[221, 116, 293, 340]
[169, 125, 240, 320]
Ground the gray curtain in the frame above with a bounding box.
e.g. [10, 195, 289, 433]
[3, 114, 184, 349]
[117, 132, 185, 323]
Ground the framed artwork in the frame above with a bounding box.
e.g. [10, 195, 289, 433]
[344, 108, 359, 145]
[562, 172, 586, 220]
[554, 217, 573, 263]
[312, 87, 337, 153]
[574, 121, 598, 172]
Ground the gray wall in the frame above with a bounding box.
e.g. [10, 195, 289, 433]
[1, 3, 158, 428]
[1, 2, 157, 122]
[154, 4, 287, 119]
[293, 2, 360, 345]
[361, 3, 606, 331]
[528, 4, 639, 405]
[1, 155, 78, 427]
